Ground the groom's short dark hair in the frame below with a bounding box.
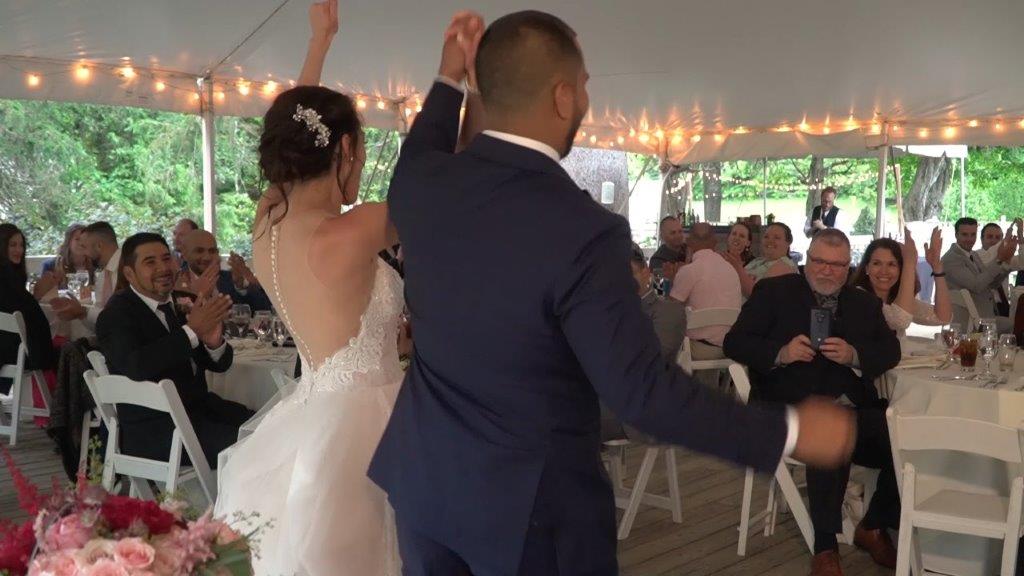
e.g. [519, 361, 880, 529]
[476, 11, 582, 116]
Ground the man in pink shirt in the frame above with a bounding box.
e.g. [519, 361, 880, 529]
[669, 223, 742, 389]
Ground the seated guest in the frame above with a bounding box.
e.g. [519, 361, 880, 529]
[177, 230, 272, 311]
[727, 222, 798, 298]
[669, 223, 741, 389]
[42, 223, 95, 281]
[649, 215, 687, 278]
[851, 228, 952, 336]
[49, 221, 121, 326]
[629, 244, 686, 359]
[724, 229, 901, 576]
[172, 218, 200, 272]
[943, 217, 1017, 333]
[723, 221, 755, 267]
[96, 233, 253, 465]
[0, 223, 28, 288]
[0, 262, 57, 387]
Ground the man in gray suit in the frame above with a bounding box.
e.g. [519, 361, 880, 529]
[942, 217, 1018, 333]
[630, 244, 686, 359]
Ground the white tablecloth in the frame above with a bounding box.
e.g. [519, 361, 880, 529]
[891, 351, 1024, 576]
[39, 303, 94, 341]
[207, 341, 297, 411]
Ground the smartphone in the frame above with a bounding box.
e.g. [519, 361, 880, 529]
[809, 307, 831, 351]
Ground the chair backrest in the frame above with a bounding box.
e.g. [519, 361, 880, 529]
[888, 407, 1024, 464]
[86, 351, 110, 376]
[83, 370, 216, 503]
[686, 307, 741, 331]
[960, 288, 982, 326]
[728, 363, 751, 404]
[0, 311, 27, 381]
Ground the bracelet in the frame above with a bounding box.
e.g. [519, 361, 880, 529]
[931, 272, 946, 277]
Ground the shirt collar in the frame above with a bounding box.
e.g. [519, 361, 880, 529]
[104, 247, 121, 273]
[482, 130, 561, 164]
[130, 285, 172, 313]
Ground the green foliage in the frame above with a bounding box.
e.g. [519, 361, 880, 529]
[852, 206, 876, 235]
[0, 99, 398, 256]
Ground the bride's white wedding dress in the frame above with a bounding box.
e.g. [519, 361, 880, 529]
[215, 217, 403, 576]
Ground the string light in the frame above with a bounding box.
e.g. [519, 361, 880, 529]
[191, 93, 200, 102]
[870, 123, 881, 134]
[968, 119, 979, 128]
[734, 126, 749, 134]
[822, 125, 831, 134]
[691, 134, 702, 143]
[376, 99, 387, 111]
[713, 133, 724, 143]
[844, 117, 858, 130]
[655, 129, 665, 140]
[26, 74, 40, 88]
[995, 122, 1005, 132]
[415, 103, 423, 113]
[74, 64, 91, 82]
[215, 90, 225, 102]
[799, 121, 810, 131]
[404, 107, 413, 117]
[616, 135, 625, 145]
[1019, 119, 1024, 129]
[119, 66, 135, 80]
[589, 135, 598, 144]
[638, 133, 651, 144]
[671, 133, 683, 145]
[237, 81, 251, 96]
[917, 128, 929, 138]
[943, 126, 957, 139]
[154, 80, 166, 92]
[776, 125, 791, 132]
[262, 81, 278, 96]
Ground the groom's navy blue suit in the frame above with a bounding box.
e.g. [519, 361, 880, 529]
[369, 82, 790, 575]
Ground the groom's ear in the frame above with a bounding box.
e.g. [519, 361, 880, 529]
[553, 81, 575, 121]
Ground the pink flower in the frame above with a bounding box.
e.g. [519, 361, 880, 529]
[27, 551, 79, 576]
[149, 532, 186, 575]
[76, 539, 115, 565]
[43, 514, 92, 551]
[214, 523, 242, 546]
[83, 558, 128, 576]
[112, 538, 155, 570]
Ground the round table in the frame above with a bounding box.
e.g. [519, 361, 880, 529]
[891, 350, 1024, 576]
[206, 341, 297, 411]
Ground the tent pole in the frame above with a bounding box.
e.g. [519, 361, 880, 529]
[762, 158, 768, 218]
[960, 157, 966, 218]
[199, 77, 217, 235]
[875, 146, 888, 239]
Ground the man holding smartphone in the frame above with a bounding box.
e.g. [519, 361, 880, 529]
[724, 229, 901, 576]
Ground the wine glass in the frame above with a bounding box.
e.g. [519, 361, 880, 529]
[979, 331, 997, 377]
[231, 304, 252, 338]
[998, 334, 1018, 372]
[251, 311, 273, 343]
[74, 271, 92, 301]
[941, 324, 961, 362]
[64, 273, 81, 299]
[272, 318, 290, 347]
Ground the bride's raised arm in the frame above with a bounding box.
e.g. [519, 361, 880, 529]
[298, 0, 339, 87]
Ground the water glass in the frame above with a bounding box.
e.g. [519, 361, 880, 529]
[251, 311, 273, 343]
[65, 273, 82, 299]
[272, 318, 290, 347]
[998, 335, 1018, 372]
[941, 324, 961, 361]
[980, 332, 997, 376]
[231, 305, 252, 338]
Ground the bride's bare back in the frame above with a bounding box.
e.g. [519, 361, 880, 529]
[253, 198, 390, 371]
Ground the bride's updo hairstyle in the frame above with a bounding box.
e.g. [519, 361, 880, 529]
[258, 86, 362, 229]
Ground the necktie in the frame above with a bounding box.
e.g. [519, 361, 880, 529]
[814, 292, 839, 316]
[156, 302, 179, 331]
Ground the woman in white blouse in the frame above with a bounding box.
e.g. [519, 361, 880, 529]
[850, 227, 952, 336]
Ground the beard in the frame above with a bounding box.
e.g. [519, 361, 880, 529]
[560, 104, 586, 159]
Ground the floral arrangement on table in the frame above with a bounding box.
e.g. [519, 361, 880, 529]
[0, 446, 261, 576]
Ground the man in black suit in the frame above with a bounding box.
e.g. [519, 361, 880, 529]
[96, 233, 252, 466]
[369, 11, 856, 576]
[724, 229, 902, 576]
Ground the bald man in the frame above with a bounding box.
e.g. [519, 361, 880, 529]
[179, 230, 272, 311]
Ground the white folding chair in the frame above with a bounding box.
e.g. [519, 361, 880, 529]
[83, 370, 216, 505]
[960, 288, 982, 331]
[78, 351, 109, 471]
[888, 407, 1024, 576]
[613, 426, 683, 540]
[0, 311, 52, 446]
[676, 308, 740, 389]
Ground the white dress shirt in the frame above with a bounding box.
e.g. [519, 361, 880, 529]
[85, 246, 122, 326]
[481, 130, 561, 164]
[129, 286, 226, 362]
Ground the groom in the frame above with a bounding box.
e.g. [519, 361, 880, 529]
[370, 11, 856, 575]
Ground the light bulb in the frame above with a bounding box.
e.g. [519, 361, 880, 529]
[74, 65, 91, 82]
[120, 66, 135, 80]
[26, 74, 40, 88]
[968, 119, 979, 128]
[376, 99, 387, 110]
[154, 81, 166, 92]
[262, 81, 278, 96]
[237, 82, 251, 96]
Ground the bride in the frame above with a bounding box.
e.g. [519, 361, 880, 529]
[214, 2, 482, 574]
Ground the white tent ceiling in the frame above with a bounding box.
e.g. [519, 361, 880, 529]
[2, 0, 1024, 163]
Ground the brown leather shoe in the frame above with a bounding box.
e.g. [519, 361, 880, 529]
[853, 523, 897, 569]
[809, 550, 844, 576]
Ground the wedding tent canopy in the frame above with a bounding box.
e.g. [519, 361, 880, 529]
[3, 0, 1024, 161]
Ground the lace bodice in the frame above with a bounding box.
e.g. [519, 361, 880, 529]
[269, 225, 404, 398]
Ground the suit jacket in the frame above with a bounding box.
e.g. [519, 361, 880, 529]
[368, 81, 789, 573]
[649, 243, 686, 272]
[0, 264, 56, 371]
[723, 274, 900, 406]
[640, 290, 687, 359]
[942, 245, 1009, 326]
[214, 270, 272, 311]
[95, 289, 232, 425]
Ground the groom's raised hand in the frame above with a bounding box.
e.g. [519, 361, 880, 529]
[438, 11, 484, 85]
[791, 397, 857, 468]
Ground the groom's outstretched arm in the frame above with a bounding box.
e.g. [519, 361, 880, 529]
[395, 81, 464, 165]
[553, 217, 851, 473]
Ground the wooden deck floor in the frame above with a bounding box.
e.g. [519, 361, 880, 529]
[1, 425, 892, 575]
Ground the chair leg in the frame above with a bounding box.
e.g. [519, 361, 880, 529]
[618, 447, 659, 540]
[31, 372, 52, 417]
[738, 468, 755, 556]
[665, 448, 682, 523]
[78, 412, 92, 474]
[764, 478, 777, 537]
